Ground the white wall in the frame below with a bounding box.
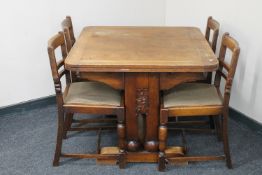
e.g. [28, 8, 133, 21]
[0, 0, 165, 107]
[1, 0, 262, 124]
[166, 0, 262, 123]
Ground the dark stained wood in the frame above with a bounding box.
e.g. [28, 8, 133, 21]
[61, 147, 187, 164]
[160, 72, 205, 90]
[124, 73, 160, 152]
[168, 120, 210, 126]
[47, 32, 125, 167]
[159, 33, 240, 170]
[61, 153, 118, 159]
[96, 129, 102, 154]
[78, 72, 124, 90]
[68, 126, 116, 131]
[118, 150, 127, 168]
[158, 152, 166, 171]
[168, 128, 215, 133]
[73, 118, 117, 124]
[125, 73, 148, 151]
[63, 26, 220, 170]
[144, 73, 159, 151]
[63, 113, 73, 139]
[167, 155, 225, 162]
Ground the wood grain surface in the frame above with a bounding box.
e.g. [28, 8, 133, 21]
[65, 26, 218, 72]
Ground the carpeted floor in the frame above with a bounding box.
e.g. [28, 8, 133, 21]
[0, 104, 262, 175]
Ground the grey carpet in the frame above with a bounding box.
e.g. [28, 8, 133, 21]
[0, 104, 262, 175]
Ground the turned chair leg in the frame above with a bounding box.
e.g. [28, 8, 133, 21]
[158, 109, 168, 171]
[117, 109, 126, 169]
[222, 110, 232, 169]
[53, 109, 65, 166]
[63, 113, 73, 139]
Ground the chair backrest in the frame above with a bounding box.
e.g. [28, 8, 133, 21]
[61, 16, 76, 52]
[214, 33, 240, 105]
[205, 16, 220, 53]
[47, 32, 71, 95]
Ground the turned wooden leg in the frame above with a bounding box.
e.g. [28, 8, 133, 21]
[158, 152, 166, 172]
[117, 109, 126, 150]
[53, 108, 65, 166]
[117, 109, 126, 168]
[118, 149, 126, 169]
[158, 109, 168, 171]
[222, 110, 232, 169]
[63, 113, 73, 139]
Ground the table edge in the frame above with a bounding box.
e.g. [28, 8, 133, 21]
[65, 64, 218, 73]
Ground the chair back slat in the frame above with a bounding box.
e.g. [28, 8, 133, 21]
[57, 60, 65, 70]
[217, 70, 227, 79]
[219, 60, 230, 71]
[47, 32, 71, 90]
[61, 16, 76, 52]
[214, 33, 240, 96]
[58, 69, 67, 79]
[205, 16, 220, 53]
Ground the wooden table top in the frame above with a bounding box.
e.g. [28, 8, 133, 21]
[65, 26, 218, 72]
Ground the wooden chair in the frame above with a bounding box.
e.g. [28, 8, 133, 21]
[158, 33, 240, 171]
[204, 16, 220, 84]
[190, 16, 220, 130]
[61, 16, 76, 52]
[47, 32, 125, 167]
[205, 16, 220, 53]
[61, 16, 78, 83]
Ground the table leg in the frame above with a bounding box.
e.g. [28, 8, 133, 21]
[125, 73, 159, 152]
[144, 73, 159, 151]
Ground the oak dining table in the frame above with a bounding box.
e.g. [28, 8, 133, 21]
[65, 26, 218, 166]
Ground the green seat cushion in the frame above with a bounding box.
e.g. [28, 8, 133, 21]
[64, 82, 121, 106]
[164, 83, 223, 108]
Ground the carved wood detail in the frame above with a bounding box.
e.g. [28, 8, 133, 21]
[136, 88, 149, 116]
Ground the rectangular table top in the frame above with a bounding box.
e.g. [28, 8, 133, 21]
[65, 26, 218, 72]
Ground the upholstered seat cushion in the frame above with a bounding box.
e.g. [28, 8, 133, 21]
[64, 82, 121, 106]
[164, 83, 223, 108]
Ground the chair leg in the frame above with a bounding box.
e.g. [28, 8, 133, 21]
[214, 115, 222, 141]
[158, 152, 166, 172]
[117, 109, 126, 168]
[206, 72, 212, 84]
[209, 116, 215, 129]
[63, 113, 73, 139]
[222, 110, 232, 169]
[158, 109, 168, 171]
[53, 109, 65, 166]
[118, 149, 126, 169]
